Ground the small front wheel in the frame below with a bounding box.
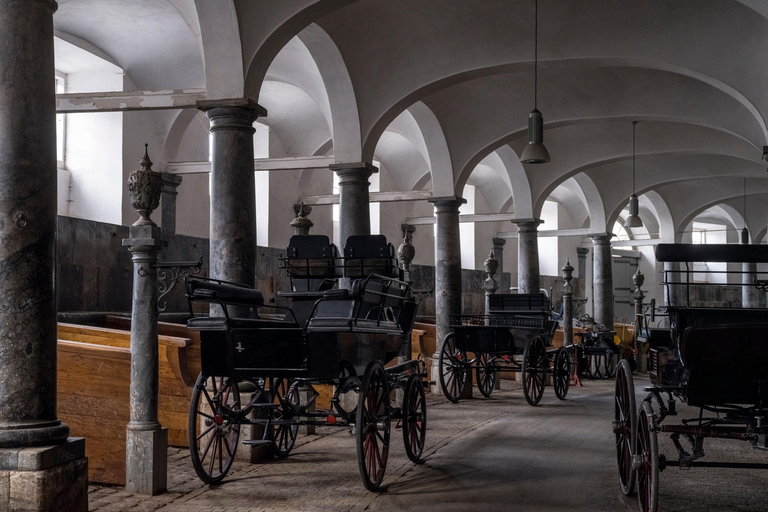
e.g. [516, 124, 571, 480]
[552, 347, 571, 400]
[189, 374, 241, 485]
[636, 401, 659, 512]
[522, 336, 547, 406]
[438, 333, 468, 403]
[402, 374, 427, 463]
[356, 362, 391, 491]
[475, 352, 496, 398]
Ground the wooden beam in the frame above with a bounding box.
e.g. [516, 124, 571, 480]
[611, 238, 661, 247]
[405, 213, 516, 225]
[496, 228, 592, 239]
[301, 190, 432, 206]
[166, 156, 336, 175]
[56, 89, 207, 113]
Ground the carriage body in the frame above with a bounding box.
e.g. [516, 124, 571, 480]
[184, 234, 426, 491]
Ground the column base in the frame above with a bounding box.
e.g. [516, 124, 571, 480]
[0, 437, 87, 512]
[126, 428, 167, 495]
[298, 386, 316, 436]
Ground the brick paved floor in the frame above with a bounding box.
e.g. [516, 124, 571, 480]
[88, 376, 768, 511]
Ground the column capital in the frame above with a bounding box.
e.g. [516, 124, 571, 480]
[429, 195, 466, 212]
[161, 172, 183, 194]
[197, 98, 266, 131]
[492, 237, 507, 247]
[511, 218, 543, 232]
[576, 247, 590, 255]
[589, 232, 614, 243]
[401, 224, 416, 237]
[330, 162, 378, 181]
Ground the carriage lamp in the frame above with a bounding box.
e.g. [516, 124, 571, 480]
[624, 121, 643, 228]
[520, 0, 551, 164]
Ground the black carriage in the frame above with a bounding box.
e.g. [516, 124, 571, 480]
[438, 293, 571, 405]
[614, 243, 768, 512]
[185, 234, 428, 491]
[576, 328, 619, 379]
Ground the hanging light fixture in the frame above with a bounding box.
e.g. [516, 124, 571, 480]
[741, 177, 749, 244]
[520, 0, 550, 164]
[624, 121, 643, 228]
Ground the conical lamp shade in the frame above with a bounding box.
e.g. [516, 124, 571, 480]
[520, 109, 550, 164]
[624, 194, 643, 228]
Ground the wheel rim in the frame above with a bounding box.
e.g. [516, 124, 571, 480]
[357, 363, 391, 490]
[615, 360, 636, 496]
[267, 378, 298, 458]
[439, 334, 467, 402]
[523, 337, 547, 406]
[189, 374, 240, 484]
[637, 403, 659, 512]
[476, 353, 495, 397]
[553, 348, 570, 400]
[403, 375, 426, 462]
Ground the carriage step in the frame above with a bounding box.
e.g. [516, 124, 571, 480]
[241, 440, 273, 447]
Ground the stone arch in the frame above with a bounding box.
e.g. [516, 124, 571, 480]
[196, 1, 245, 99]
[405, 102, 454, 197]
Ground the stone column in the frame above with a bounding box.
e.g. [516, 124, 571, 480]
[512, 219, 543, 294]
[484, 249, 501, 390]
[290, 203, 313, 235]
[492, 237, 507, 290]
[0, 1, 88, 508]
[123, 147, 167, 495]
[664, 261, 682, 308]
[576, 247, 589, 278]
[397, 225, 416, 362]
[562, 260, 574, 347]
[429, 197, 466, 395]
[198, 99, 266, 312]
[160, 172, 182, 241]
[330, 162, 377, 246]
[590, 233, 614, 330]
[633, 269, 645, 371]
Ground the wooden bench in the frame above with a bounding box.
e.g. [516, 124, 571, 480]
[56, 323, 193, 448]
[58, 340, 130, 485]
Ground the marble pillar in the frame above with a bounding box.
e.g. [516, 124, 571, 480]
[512, 219, 543, 294]
[633, 269, 646, 371]
[123, 148, 167, 495]
[561, 260, 574, 347]
[0, 1, 87, 508]
[664, 261, 682, 308]
[742, 261, 761, 308]
[492, 237, 506, 275]
[330, 163, 377, 247]
[160, 172, 183, 251]
[590, 233, 614, 329]
[576, 247, 589, 279]
[429, 197, 466, 395]
[198, 99, 266, 314]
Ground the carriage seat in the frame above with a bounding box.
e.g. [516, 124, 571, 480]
[682, 324, 768, 405]
[186, 316, 297, 331]
[282, 235, 340, 293]
[186, 278, 264, 308]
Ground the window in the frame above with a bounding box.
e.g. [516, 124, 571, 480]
[459, 185, 475, 269]
[691, 221, 727, 283]
[538, 200, 559, 276]
[55, 74, 66, 169]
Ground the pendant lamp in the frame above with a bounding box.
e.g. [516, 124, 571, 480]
[624, 121, 643, 228]
[520, 0, 550, 164]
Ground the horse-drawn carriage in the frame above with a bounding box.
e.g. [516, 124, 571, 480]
[438, 293, 571, 405]
[614, 243, 768, 512]
[185, 234, 427, 491]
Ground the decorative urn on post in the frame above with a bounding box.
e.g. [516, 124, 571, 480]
[397, 237, 415, 272]
[127, 144, 163, 226]
[290, 202, 314, 235]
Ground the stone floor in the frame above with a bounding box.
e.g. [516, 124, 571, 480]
[88, 376, 768, 512]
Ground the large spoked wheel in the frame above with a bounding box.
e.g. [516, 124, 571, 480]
[636, 401, 659, 512]
[356, 362, 391, 491]
[614, 359, 637, 496]
[552, 347, 571, 400]
[266, 377, 299, 459]
[522, 335, 547, 406]
[475, 352, 496, 398]
[402, 374, 427, 463]
[439, 333, 468, 403]
[189, 373, 241, 485]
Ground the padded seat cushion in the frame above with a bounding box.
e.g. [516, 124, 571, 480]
[187, 316, 296, 331]
[187, 279, 264, 307]
[306, 316, 401, 333]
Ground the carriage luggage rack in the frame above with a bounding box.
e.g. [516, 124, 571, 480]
[449, 313, 548, 330]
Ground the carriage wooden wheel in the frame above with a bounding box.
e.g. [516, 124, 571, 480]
[267, 377, 299, 458]
[522, 335, 548, 406]
[402, 374, 427, 463]
[356, 361, 391, 491]
[439, 333, 468, 403]
[475, 352, 496, 398]
[614, 359, 636, 496]
[552, 346, 571, 400]
[188, 374, 241, 484]
[636, 401, 659, 512]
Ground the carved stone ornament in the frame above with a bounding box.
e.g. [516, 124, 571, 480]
[633, 269, 645, 290]
[290, 202, 314, 235]
[128, 144, 163, 226]
[397, 237, 416, 272]
[484, 248, 498, 279]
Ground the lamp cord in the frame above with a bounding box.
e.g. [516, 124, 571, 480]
[632, 121, 636, 194]
[534, 0, 538, 110]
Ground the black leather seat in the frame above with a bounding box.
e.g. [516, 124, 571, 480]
[186, 278, 264, 308]
[187, 316, 297, 331]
